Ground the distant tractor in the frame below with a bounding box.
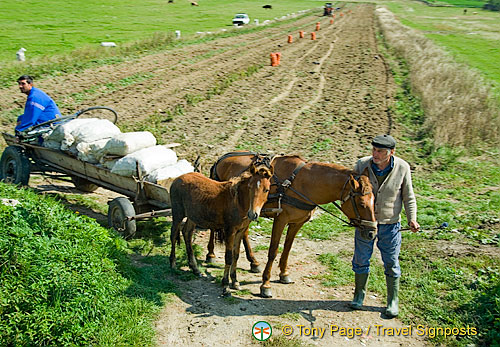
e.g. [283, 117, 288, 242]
[323, 3, 333, 16]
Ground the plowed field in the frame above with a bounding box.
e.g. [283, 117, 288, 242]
[0, 3, 430, 346]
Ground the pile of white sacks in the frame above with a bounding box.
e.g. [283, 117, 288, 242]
[43, 118, 193, 182]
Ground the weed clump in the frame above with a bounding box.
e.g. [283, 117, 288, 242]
[376, 7, 500, 148]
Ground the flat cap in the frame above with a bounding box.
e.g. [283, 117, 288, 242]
[372, 134, 396, 149]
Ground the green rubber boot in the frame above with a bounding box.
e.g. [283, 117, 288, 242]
[385, 275, 400, 318]
[349, 273, 369, 310]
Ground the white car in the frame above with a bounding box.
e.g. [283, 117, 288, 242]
[232, 13, 250, 26]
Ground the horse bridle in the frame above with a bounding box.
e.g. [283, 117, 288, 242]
[279, 171, 377, 231]
[336, 176, 378, 230]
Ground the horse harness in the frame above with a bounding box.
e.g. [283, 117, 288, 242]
[267, 161, 316, 213]
[212, 152, 376, 229]
[274, 166, 376, 229]
[210, 151, 272, 181]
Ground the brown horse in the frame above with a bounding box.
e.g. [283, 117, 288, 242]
[209, 152, 377, 298]
[169, 162, 273, 295]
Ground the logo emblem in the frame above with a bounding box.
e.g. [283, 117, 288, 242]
[252, 321, 272, 341]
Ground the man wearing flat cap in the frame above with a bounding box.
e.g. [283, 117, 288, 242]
[350, 134, 420, 318]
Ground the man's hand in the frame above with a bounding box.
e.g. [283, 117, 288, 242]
[409, 220, 420, 232]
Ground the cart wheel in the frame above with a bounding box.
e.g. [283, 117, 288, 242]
[71, 176, 99, 192]
[0, 146, 30, 186]
[108, 197, 136, 238]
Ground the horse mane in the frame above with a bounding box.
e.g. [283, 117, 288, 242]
[282, 154, 306, 161]
[228, 171, 251, 197]
[357, 175, 372, 194]
[228, 164, 272, 197]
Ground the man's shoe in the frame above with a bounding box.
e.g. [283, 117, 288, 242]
[385, 275, 400, 318]
[349, 273, 369, 310]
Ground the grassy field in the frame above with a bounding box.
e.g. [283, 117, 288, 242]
[426, 0, 487, 7]
[2, 0, 499, 95]
[381, 0, 500, 95]
[0, 0, 323, 62]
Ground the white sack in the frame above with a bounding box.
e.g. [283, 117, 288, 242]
[46, 118, 96, 143]
[101, 158, 119, 170]
[76, 139, 110, 164]
[46, 118, 97, 149]
[102, 131, 156, 156]
[42, 140, 61, 149]
[70, 119, 120, 145]
[146, 159, 194, 183]
[110, 145, 178, 177]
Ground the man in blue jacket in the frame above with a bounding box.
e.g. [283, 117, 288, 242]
[16, 75, 61, 134]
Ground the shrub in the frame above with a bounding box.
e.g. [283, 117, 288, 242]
[484, 0, 500, 10]
[0, 182, 159, 345]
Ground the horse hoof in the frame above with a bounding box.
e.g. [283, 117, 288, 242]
[250, 264, 262, 273]
[279, 274, 293, 284]
[222, 288, 232, 297]
[260, 287, 273, 298]
[205, 256, 216, 264]
[231, 282, 241, 290]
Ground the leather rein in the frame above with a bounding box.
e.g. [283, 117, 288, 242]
[273, 164, 375, 229]
[212, 153, 375, 229]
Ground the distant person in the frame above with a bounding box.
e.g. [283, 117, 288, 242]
[350, 134, 420, 318]
[16, 75, 61, 134]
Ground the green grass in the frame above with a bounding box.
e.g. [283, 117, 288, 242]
[1, 1, 500, 345]
[426, 0, 487, 7]
[0, 182, 177, 346]
[425, 34, 500, 88]
[383, 0, 500, 96]
[400, 233, 499, 345]
[0, 0, 323, 62]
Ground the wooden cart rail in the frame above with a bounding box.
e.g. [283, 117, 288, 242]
[1, 132, 174, 238]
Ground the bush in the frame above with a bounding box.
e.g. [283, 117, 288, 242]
[0, 182, 159, 345]
[484, 0, 500, 10]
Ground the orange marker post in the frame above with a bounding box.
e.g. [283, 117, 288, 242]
[270, 53, 278, 66]
[311, 32, 316, 40]
[276, 52, 281, 65]
[299, 30, 305, 38]
[315, 22, 321, 31]
[330, 19, 334, 24]
[287, 35, 293, 43]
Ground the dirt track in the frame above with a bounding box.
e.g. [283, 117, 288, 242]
[0, 3, 430, 346]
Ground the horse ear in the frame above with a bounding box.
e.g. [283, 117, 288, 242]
[249, 163, 257, 174]
[349, 174, 360, 190]
[258, 167, 273, 178]
[263, 165, 274, 177]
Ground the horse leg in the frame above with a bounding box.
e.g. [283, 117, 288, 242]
[242, 227, 261, 273]
[230, 230, 245, 290]
[182, 220, 201, 276]
[222, 228, 235, 296]
[169, 211, 183, 270]
[260, 218, 288, 298]
[278, 222, 306, 284]
[205, 228, 217, 264]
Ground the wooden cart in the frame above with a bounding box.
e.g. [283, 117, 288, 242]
[0, 110, 175, 238]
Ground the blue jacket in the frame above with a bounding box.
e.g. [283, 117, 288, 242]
[16, 87, 61, 132]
